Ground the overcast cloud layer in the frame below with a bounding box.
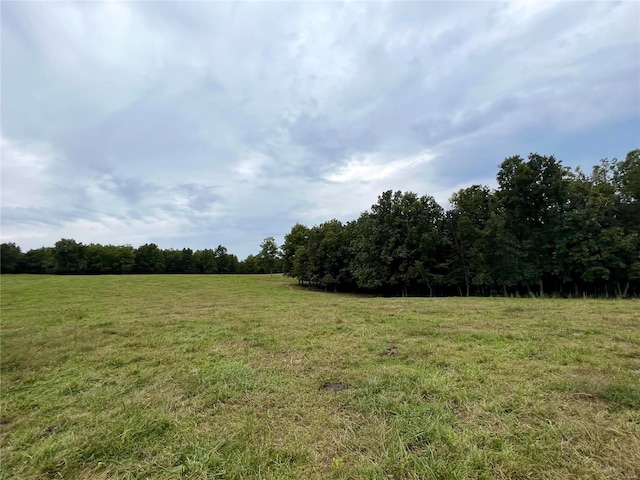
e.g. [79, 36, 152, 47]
[2, 1, 639, 258]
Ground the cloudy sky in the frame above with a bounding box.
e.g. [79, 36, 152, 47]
[2, 1, 639, 258]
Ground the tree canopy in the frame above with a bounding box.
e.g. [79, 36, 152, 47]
[281, 151, 639, 297]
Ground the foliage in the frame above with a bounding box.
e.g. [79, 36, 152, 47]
[0, 242, 23, 273]
[258, 237, 281, 275]
[282, 151, 639, 297]
[54, 238, 87, 274]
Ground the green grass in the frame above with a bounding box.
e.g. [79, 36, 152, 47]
[1, 274, 639, 479]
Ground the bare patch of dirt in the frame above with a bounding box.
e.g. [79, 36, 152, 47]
[320, 382, 349, 391]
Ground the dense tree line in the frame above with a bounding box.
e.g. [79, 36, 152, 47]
[0, 240, 281, 275]
[282, 151, 639, 297]
[2, 151, 637, 296]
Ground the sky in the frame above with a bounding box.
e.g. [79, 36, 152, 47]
[1, 1, 639, 259]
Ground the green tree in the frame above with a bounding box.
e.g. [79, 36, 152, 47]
[181, 248, 196, 273]
[22, 247, 55, 273]
[86, 244, 107, 274]
[616, 149, 640, 204]
[134, 244, 165, 273]
[163, 249, 183, 273]
[113, 245, 136, 274]
[350, 191, 444, 296]
[282, 224, 310, 279]
[552, 160, 640, 297]
[258, 237, 280, 275]
[293, 220, 354, 290]
[496, 154, 572, 295]
[194, 248, 218, 273]
[615, 149, 640, 237]
[240, 254, 263, 273]
[1, 242, 24, 273]
[445, 185, 495, 295]
[54, 238, 87, 274]
[214, 245, 237, 273]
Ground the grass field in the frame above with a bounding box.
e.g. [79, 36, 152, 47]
[1, 274, 639, 479]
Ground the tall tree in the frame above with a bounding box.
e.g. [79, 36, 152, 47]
[282, 223, 310, 280]
[496, 154, 572, 294]
[350, 191, 444, 295]
[258, 237, 280, 275]
[445, 185, 495, 296]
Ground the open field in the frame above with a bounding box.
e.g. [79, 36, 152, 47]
[1, 274, 639, 479]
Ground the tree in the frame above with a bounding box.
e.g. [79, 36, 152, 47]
[86, 244, 107, 274]
[1, 243, 24, 273]
[496, 153, 572, 295]
[350, 191, 444, 295]
[282, 224, 310, 279]
[194, 248, 218, 273]
[214, 245, 235, 273]
[289, 220, 354, 290]
[616, 149, 640, 204]
[113, 245, 136, 274]
[240, 254, 263, 273]
[134, 244, 165, 273]
[84, 244, 136, 274]
[181, 248, 196, 273]
[54, 238, 87, 274]
[22, 247, 55, 273]
[258, 237, 280, 275]
[615, 149, 640, 236]
[163, 249, 183, 273]
[445, 185, 495, 296]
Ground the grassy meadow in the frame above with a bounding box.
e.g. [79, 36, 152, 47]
[1, 274, 639, 479]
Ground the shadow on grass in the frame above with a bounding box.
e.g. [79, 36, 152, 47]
[554, 380, 640, 411]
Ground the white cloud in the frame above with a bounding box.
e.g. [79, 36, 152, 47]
[325, 150, 435, 183]
[1, 1, 638, 256]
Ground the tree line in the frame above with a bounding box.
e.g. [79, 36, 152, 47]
[0, 238, 282, 276]
[2, 151, 638, 297]
[281, 151, 639, 297]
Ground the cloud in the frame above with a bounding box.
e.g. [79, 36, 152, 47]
[325, 150, 435, 184]
[0, 136, 55, 209]
[1, 1, 638, 256]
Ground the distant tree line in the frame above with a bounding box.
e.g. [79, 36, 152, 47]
[0, 240, 282, 275]
[281, 151, 640, 297]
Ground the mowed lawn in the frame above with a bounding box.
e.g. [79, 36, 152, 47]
[1, 275, 639, 479]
